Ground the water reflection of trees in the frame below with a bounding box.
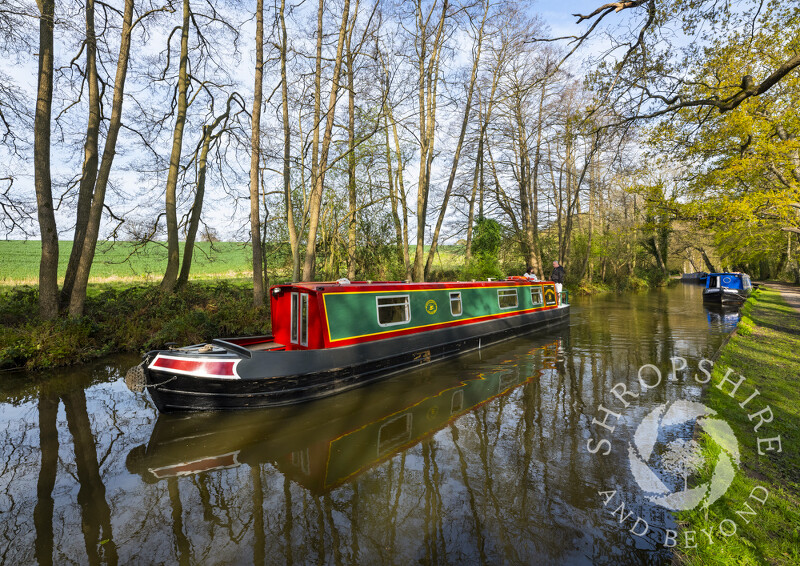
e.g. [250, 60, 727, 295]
[0, 290, 731, 564]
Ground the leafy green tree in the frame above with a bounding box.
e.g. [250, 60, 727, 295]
[645, 9, 800, 273]
[464, 217, 504, 280]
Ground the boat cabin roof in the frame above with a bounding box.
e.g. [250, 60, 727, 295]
[271, 279, 552, 296]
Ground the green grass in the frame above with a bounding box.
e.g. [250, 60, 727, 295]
[0, 240, 259, 284]
[675, 288, 800, 565]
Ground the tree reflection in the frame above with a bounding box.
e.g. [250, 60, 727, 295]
[34, 393, 58, 566]
[2, 288, 734, 564]
[63, 389, 118, 566]
[167, 477, 191, 566]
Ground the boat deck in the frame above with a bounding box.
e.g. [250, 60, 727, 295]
[245, 341, 285, 352]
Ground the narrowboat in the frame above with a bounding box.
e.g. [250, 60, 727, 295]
[125, 279, 569, 412]
[126, 338, 563, 492]
[702, 272, 752, 304]
[680, 271, 708, 284]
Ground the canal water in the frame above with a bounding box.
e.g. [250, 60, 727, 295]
[0, 284, 739, 565]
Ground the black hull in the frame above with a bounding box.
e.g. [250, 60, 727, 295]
[702, 288, 750, 304]
[145, 305, 569, 411]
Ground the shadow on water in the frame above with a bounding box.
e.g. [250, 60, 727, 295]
[0, 284, 735, 565]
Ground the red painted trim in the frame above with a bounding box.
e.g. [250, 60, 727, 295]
[151, 356, 238, 378]
[320, 281, 551, 294]
[325, 305, 560, 348]
[270, 279, 553, 296]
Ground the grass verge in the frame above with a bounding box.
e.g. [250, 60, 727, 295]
[0, 281, 270, 371]
[675, 287, 800, 565]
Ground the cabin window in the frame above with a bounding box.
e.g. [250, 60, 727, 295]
[299, 294, 309, 346]
[290, 292, 299, 343]
[377, 295, 410, 326]
[450, 292, 462, 316]
[530, 287, 543, 306]
[498, 289, 518, 309]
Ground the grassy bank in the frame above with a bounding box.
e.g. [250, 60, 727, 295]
[0, 281, 270, 371]
[676, 288, 800, 565]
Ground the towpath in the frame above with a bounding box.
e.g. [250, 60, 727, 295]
[758, 280, 800, 314]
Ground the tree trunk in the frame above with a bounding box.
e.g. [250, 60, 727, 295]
[384, 112, 404, 269]
[177, 129, 212, 288]
[160, 0, 191, 292]
[412, 0, 449, 282]
[390, 111, 412, 280]
[249, 0, 265, 305]
[578, 153, 596, 281]
[34, 0, 58, 320]
[178, 98, 236, 288]
[302, 0, 350, 281]
[346, 23, 357, 280]
[515, 104, 535, 271]
[698, 247, 716, 273]
[279, 0, 299, 282]
[465, 102, 486, 263]
[424, 0, 487, 279]
[62, 0, 100, 305]
[68, 0, 134, 317]
[529, 78, 547, 278]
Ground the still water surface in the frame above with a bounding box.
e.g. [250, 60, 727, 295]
[0, 284, 739, 565]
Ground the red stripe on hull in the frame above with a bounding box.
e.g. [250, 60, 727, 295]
[152, 357, 238, 377]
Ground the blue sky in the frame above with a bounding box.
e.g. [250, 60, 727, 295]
[537, 1, 608, 38]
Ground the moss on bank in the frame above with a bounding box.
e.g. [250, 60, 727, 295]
[675, 288, 800, 565]
[0, 281, 270, 371]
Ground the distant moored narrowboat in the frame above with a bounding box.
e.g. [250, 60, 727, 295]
[702, 272, 752, 304]
[126, 278, 569, 412]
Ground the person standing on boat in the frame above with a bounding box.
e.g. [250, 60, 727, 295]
[551, 261, 565, 294]
[524, 266, 539, 281]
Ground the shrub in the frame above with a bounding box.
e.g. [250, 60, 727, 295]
[0, 281, 271, 371]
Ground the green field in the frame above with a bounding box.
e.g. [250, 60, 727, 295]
[0, 240, 258, 284]
[0, 241, 473, 284]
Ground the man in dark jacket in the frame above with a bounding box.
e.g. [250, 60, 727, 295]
[551, 261, 565, 293]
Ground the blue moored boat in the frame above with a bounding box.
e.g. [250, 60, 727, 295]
[702, 272, 752, 304]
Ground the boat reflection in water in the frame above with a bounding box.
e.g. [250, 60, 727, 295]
[703, 303, 742, 332]
[127, 337, 562, 494]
